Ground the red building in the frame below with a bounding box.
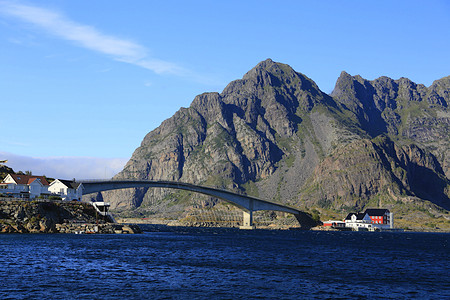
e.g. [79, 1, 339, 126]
[364, 209, 391, 225]
[323, 220, 346, 228]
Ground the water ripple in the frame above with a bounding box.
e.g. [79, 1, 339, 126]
[0, 230, 448, 299]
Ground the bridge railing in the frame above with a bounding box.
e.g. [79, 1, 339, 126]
[79, 179, 256, 197]
[78, 179, 302, 214]
[76, 179, 318, 228]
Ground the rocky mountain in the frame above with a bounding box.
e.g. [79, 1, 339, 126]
[331, 71, 450, 178]
[95, 59, 450, 230]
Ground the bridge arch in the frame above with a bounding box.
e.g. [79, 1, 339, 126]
[80, 180, 316, 229]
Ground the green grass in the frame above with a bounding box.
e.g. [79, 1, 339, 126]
[240, 181, 259, 197]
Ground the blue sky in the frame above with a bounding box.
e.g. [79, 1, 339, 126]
[0, 0, 449, 178]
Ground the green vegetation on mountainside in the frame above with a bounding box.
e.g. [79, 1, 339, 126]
[100, 59, 449, 231]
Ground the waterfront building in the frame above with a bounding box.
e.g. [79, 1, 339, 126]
[48, 179, 83, 201]
[344, 209, 394, 230]
[344, 212, 374, 230]
[364, 208, 392, 226]
[1, 174, 85, 201]
[322, 220, 346, 228]
[0, 174, 50, 199]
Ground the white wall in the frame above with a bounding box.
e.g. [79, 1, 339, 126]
[28, 181, 43, 198]
[48, 180, 82, 200]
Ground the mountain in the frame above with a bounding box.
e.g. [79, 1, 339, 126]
[94, 59, 450, 230]
[331, 71, 449, 177]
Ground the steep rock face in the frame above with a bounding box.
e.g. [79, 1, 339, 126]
[101, 59, 449, 228]
[300, 136, 449, 210]
[103, 59, 353, 211]
[331, 73, 450, 177]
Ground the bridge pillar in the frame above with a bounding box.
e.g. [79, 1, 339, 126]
[240, 210, 256, 230]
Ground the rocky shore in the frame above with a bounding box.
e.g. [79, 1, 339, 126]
[55, 223, 142, 234]
[0, 199, 141, 234]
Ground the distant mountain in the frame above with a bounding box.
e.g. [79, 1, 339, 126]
[95, 59, 450, 230]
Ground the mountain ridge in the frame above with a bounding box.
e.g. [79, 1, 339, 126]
[92, 59, 449, 230]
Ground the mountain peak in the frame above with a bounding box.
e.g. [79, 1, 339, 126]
[338, 70, 352, 78]
[101, 61, 449, 231]
[252, 58, 275, 69]
[330, 71, 355, 98]
[242, 59, 296, 81]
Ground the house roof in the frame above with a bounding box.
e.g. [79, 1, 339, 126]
[364, 209, 390, 216]
[28, 178, 39, 184]
[345, 212, 368, 221]
[8, 174, 50, 186]
[58, 179, 81, 189]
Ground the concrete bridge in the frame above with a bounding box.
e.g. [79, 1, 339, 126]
[80, 180, 316, 229]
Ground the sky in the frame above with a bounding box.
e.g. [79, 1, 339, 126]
[0, 0, 449, 179]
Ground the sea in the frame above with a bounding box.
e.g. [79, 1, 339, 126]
[0, 226, 448, 299]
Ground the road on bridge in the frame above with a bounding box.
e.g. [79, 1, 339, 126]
[80, 180, 317, 229]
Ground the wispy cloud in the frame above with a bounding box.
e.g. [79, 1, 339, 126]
[0, 1, 186, 75]
[0, 152, 128, 180]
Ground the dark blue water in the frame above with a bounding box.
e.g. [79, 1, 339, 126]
[0, 227, 449, 299]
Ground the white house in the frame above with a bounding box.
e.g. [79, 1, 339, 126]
[48, 179, 83, 201]
[0, 174, 50, 199]
[344, 212, 374, 230]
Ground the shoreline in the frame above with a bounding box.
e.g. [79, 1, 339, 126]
[1, 199, 448, 234]
[117, 218, 450, 233]
[0, 199, 142, 234]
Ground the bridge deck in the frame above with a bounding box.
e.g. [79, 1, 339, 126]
[80, 180, 301, 214]
[79, 180, 316, 228]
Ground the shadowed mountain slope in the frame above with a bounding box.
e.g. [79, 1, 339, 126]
[91, 59, 449, 229]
